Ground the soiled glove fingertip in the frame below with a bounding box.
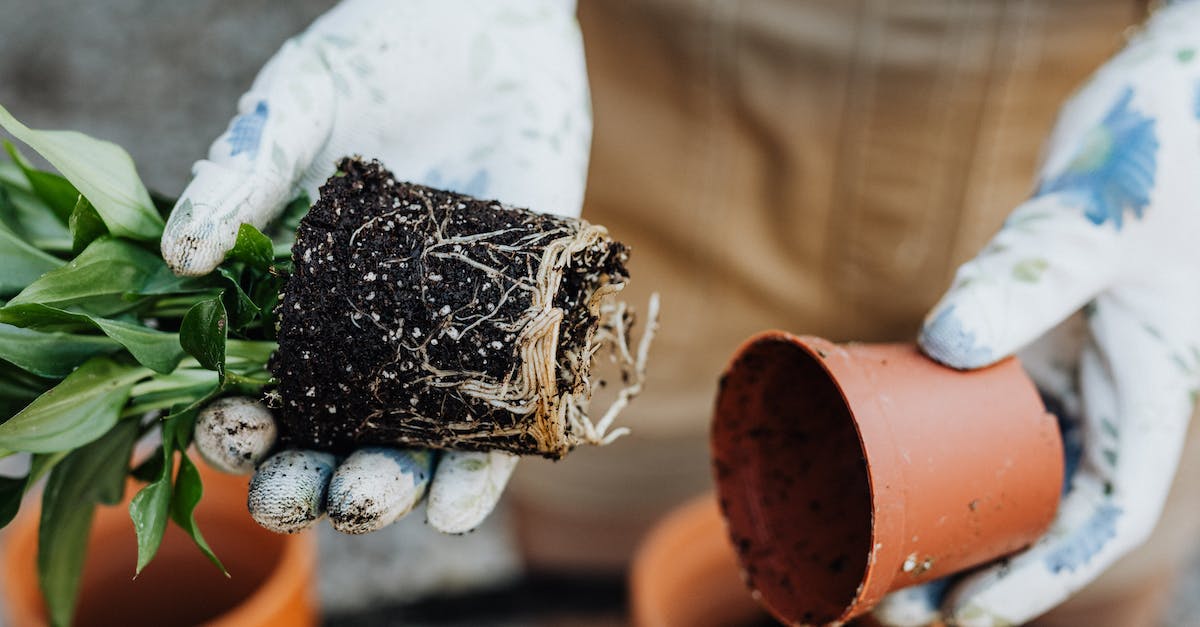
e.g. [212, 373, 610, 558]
[248, 450, 336, 534]
[195, 396, 277, 475]
[161, 210, 228, 277]
[326, 448, 433, 535]
[163, 160, 287, 276]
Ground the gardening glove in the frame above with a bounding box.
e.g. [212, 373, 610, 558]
[874, 3, 1200, 626]
[162, 0, 591, 535]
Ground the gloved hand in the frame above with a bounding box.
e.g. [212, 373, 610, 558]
[874, 3, 1200, 625]
[161, 0, 591, 534]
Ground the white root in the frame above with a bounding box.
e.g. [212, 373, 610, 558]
[383, 214, 656, 457]
[587, 292, 660, 444]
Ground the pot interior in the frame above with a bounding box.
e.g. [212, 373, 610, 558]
[714, 337, 873, 624]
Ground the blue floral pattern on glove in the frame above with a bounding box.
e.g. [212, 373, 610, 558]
[1044, 503, 1123, 574]
[897, 577, 952, 610]
[1037, 87, 1157, 229]
[227, 100, 269, 158]
[919, 305, 993, 369]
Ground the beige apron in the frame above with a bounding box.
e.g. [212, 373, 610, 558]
[513, 1, 1200, 622]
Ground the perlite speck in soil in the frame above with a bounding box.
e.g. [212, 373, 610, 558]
[272, 158, 657, 459]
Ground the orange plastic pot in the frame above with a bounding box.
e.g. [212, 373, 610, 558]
[2, 463, 317, 627]
[711, 332, 1063, 625]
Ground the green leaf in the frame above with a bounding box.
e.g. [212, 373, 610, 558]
[269, 192, 310, 257]
[0, 357, 150, 453]
[0, 105, 163, 241]
[0, 322, 120, 378]
[0, 185, 73, 253]
[250, 273, 283, 337]
[171, 453, 228, 575]
[130, 446, 165, 483]
[3, 142, 78, 224]
[164, 403, 201, 451]
[64, 319, 181, 373]
[124, 371, 220, 418]
[226, 339, 278, 365]
[88, 419, 140, 506]
[0, 475, 23, 528]
[227, 223, 274, 271]
[1012, 258, 1049, 283]
[0, 185, 21, 230]
[28, 451, 69, 486]
[0, 159, 27, 189]
[38, 420, 139, 627]
[181, 296, 227, 377]
[129, 367, 219, 397]
[0, 224, 65, 298]
[68, 196, 108, 254]
[0, 368, 50, 403]
[130, 414, 189, 576]
[0, 304, 184, 374]
[7, 237, 164, 315]
[0, 364, 55, 421]
[218, 267, 261, 330]
[38, 472, 95, 627]
[136, 264, 218, 296]
[130, 473, 172, 576]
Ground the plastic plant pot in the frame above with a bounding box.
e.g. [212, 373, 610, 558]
[2, 464, 317, 627]
[711, 332, 1063, 625]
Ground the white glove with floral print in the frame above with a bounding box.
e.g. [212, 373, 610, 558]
[160, 0, 591, 535]
[875, 3, 1200, 626]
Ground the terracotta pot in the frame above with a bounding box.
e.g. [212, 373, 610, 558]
[631, 494, 888, 627]
[2, 463, 317, 627]
[630, 494, 763, 627]
[711, 332, 1063, 625]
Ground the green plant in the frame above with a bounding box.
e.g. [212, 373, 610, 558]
[0, 105, 303, 627]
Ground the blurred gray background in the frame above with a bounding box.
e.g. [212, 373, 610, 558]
[0, 0, 328, 194]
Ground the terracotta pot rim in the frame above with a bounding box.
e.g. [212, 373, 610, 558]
[630, 493, 762, 627]
[711, 331, 1062, 624]
[631, 494, 707, 626]
[209, 520, 316, 627]
[717, 331, 905, 618]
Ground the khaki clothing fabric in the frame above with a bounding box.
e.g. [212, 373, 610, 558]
[514, 1, 1200, 617]
[581, 0, 1142, 435]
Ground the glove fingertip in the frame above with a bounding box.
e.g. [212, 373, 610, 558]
[248, 450, 336, 534]
[427, 451, 517, 535]
[918, 302, 999, 371]
[161, 195, 230, 277]
[194, 396, 277, 475]
[327, 447, 433, 535]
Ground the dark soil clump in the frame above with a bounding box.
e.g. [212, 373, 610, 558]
[271, 158, 646, 459]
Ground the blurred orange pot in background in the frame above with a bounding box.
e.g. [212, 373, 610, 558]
[630, 494, 762, 627]
[2, 462, 317, 627]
